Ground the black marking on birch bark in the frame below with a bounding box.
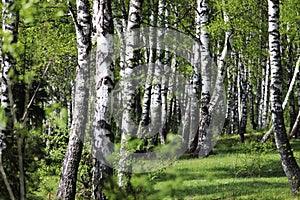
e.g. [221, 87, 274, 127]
[98, 76, 114, 88]
[98, 120, 112, 132]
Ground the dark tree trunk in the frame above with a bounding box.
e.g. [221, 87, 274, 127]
[238, 54, 247, 143]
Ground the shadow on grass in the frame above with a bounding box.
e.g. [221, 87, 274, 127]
[170, 180, 288, 199]
[172, 158, 285, 181]
[155, 135, 300, 199]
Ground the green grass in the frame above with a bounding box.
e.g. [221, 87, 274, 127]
[142, 134, 300, 200]
[33, 133, 300, 199]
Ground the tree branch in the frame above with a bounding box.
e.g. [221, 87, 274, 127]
[67, 1, 81, 35]
[21, 60, 52, 122]
[0, 151, 16, 200]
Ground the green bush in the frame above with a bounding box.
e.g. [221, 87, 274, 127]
[233, 142, 276, 177]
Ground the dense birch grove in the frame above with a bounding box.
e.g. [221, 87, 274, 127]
[0, 0, 300, 199]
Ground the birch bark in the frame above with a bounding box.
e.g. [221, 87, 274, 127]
[91, 0, 114, 199]
[268, 0, 300, 194]
[57, 0, 91, 198]
[118, 0, 143, 190]
[193, 0, 212, 157]
[150, 0, 165, 144]
[136, 12, 155, 139]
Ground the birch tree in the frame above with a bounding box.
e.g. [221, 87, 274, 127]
[268, 0, 300, 194]
[192, 0, 212, 157]
[118, 0, 143, 190]
[238, 54, 247, 143]
[186, 0, 201, 151]
[161, 6, 171, 145]
[262, 60, 270, 128]
[137, 10, 155, 141]
[150, 0, 164, 144]
[91, 0, 114, 199]
[56, 0, 91, 198]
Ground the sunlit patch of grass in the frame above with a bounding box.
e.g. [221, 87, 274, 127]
[148, 134, 300, 200]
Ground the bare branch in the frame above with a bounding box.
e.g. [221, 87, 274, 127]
[21, 60, 52, 123]
[67, 1, 80, 34]
[0, 151, 16, 200]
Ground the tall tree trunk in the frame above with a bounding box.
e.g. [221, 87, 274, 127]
[151, 0, 165, 144]
[262, 58, 270, 128]
[158, 0, 168, 144]
[268, 0, 300, 195]
[238, 54, 247, 143]
[256, 65, 262, 129]
[258, 61, 265, 129]
[186, 0, 201, 151]
[231, 53, 239, 134]
[208, 2, 231, 147]
[228, 52, 239, 134]
[193, 0, 212, 157]
[136, 11, 155, 139]
[56, 0, 91, 199]
[226, 64, 233, 134]
[248, 64, 256, 130]
[286, 33, 296, 131]
[161, 7, 171, 143]
[118, 0, 143, 190]
[91, 0, 114, 199]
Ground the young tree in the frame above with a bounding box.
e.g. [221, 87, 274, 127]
[56, 0, 92, 198]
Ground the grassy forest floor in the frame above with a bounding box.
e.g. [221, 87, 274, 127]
[35, 132, 300, 200]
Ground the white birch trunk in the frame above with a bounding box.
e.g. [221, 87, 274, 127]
[268, 0, 300, 194]
[186, 0, 201, 151]
[161, 4, 170, 144]
[57, 0, 91, 198]
[92, 0, 114, 199]
[193, 0, 212, 157]
[150, 0, 164, 144]
[136, 12, 155, 139]
[118, 0, 143, 190]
